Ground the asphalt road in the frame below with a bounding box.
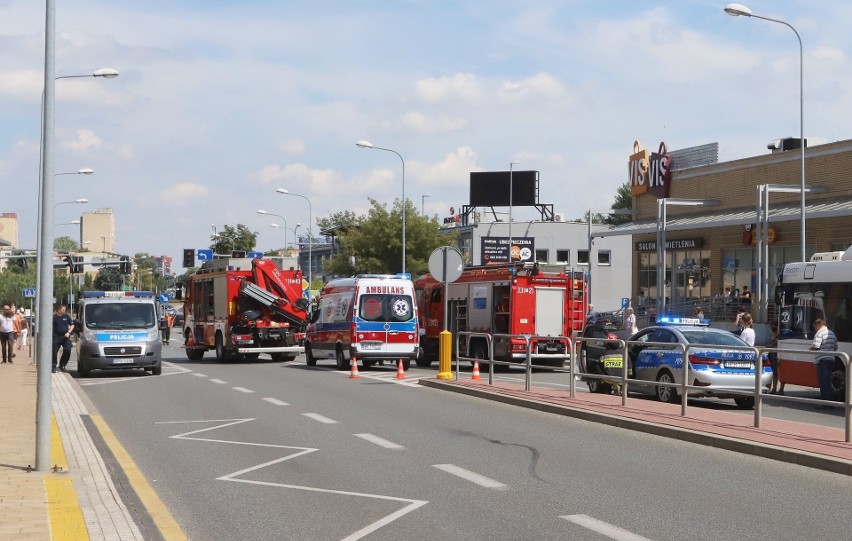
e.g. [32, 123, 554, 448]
[73, 345, 852, 541]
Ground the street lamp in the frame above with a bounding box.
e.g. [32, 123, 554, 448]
[56, 168, 94, 176]
[725, 3, 806, 262]
[276, 189, 312, 291]
[656, 198, 720, 315]
[100, 235, 106, 252]
[53, 197, 88, 208]
[356, 140, 407, 274]
[258, 209, 287, 245]
[54, 219, 81, 228]
[421, 193, 431, 215]
[508, 161, 520, 263]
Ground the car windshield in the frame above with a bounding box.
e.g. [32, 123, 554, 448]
[85, 303, 156, 329]
[680, 329, 747, 347]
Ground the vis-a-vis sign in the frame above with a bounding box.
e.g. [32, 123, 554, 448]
[629, 140, 672, 199]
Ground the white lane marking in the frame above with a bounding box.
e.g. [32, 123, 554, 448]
[209, 379, 227, 384]
[353, 433, 404, 450]
[192, 373, 207, 378]
[262, 397, 290, 406]
[302, 413, 338, 424]
[432, 464, 507, 489]
[158, 418, 428, 541]
[561, 515, 654, 541]
[233, 386, 255, 393]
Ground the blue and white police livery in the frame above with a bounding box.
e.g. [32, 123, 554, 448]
[609, 317, 772, 409]
[76, 291, 163, 377]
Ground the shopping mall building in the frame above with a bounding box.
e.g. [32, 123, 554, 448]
[595, 138, 852, 323]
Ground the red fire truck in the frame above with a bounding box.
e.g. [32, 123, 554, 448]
[183, 257, 309, 362]
[414, 263, 588, 368]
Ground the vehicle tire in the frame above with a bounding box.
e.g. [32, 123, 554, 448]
[830, 364, 845, 401]
[415, 347, 432, 368]
[77, 361, 90, 378]
[655, 370, 679, 404]
[215, 333, 229, 362]
[402, 359, 411, 371]
[305, 344, 317, 366]
[185, 331, 205, 360]
[587, 364, 612, 395]
[151, 363, 162, 376]
[336, 347, 349, 370]
[734, 396, 754, 409]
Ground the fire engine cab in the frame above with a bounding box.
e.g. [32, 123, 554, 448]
[183, 257, 309, 362]
[414, 263, 587, 368]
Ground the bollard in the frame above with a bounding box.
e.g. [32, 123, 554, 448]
[437, 330, 453, 380]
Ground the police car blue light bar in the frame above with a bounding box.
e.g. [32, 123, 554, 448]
[81, 291, 154, 298]
[657, 316, 708, 326]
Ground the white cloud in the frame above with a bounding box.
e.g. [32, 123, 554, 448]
[63, 129, 103, 152]
[498, 72, 565, 101]
[161, 182, 209, 206]
[399, 111, 468, 134]
[414, 73, 484, 104]
[0, 69, 41, 100]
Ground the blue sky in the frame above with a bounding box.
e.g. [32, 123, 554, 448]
[1, 0, 849, 269]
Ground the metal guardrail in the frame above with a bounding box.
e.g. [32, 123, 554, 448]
[457, 332, 852, 443]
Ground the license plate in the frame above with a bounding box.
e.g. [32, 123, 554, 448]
[726, 361, 752, 369]
[112, 358, 134, 365]
[360, 343, 382, 351]
[602, 356, 623, 368]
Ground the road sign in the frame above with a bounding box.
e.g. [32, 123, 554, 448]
[197, 249, 213, 261]
[158, 294, 170, 303]
[428, 247, 463, 283]
[22, 287, 36, 298]
[247, 251, 264, 259]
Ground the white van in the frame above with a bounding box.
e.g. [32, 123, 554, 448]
[305, 274, 419, 370]
[76, 291, 162, 376]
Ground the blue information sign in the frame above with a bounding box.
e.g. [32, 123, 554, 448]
[197, 249, 213, 261]
[247, 251, 264, 259]
[22, 287, 36, 298]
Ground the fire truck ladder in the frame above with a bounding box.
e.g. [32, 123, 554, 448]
[239, 280, 303, 327]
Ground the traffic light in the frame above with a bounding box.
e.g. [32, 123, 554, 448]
[231, 250, 247, 258]
[119, 255, 132, 275]
[71, 256, 84, 274]
[183, 248, 195, 268]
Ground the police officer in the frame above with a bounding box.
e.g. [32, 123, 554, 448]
[52, 304, 74, 373]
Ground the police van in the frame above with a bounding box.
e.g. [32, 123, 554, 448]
[76, 291, 163, 376]
[305, 274, 418, 371]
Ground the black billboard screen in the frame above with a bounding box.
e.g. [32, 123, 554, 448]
[469, 171, 538, 207]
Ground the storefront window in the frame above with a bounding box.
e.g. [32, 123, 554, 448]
[638, 249, 712, 314]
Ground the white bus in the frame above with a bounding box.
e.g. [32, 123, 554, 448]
[775, 248, 852, 399]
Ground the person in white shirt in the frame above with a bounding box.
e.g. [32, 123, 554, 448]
[738, 312, 755, 346]
[625, 307, 638, 335]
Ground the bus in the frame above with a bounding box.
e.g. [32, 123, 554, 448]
[775, 248, 852, 399]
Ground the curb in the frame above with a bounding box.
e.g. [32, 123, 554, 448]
[418, 378, 852, 476]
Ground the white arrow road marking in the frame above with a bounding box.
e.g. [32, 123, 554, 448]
[232, 386, 254, 393]
[156, 418, 428, 541]
[303, 412, 338, 424]
[353, 433, 404, 450]
[561, 514, 654, 541]
[432, 464, 508, 489]
[262, 397, 290, 406]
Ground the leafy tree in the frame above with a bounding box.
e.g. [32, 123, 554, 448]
[604, 183, 633, 225]
[94, 266, 124, 291]
[6, 250, 34, 274]
[210, 224, 257, 255]
[0, 266, 36, 308]
[54, 236, 79, 252]
[323, 198, 455, 278]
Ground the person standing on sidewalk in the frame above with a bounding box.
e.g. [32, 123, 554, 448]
[16, 309, 29, 350]
[809, 318, 838, 405]
[0, 304, 16, 363]
[52, 304, 74, 373]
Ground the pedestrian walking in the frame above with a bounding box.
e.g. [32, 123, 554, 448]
[52, 304, 75, 373]
[0, 304, 16, 363]
[809, 318, 838, 405]
[16, 310, 29, 350]
[625, 307, 638, 335]
[738, 312, 755, 346]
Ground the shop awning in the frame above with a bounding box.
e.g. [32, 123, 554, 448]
[592, 197, 852, 238]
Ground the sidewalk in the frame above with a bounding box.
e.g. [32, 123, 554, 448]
[420, 376, 852, 476]
[0, 346, 145, 541]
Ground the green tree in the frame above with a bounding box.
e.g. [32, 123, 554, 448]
[323, 198, 454, 278]
[6, 250, 34, 274]
[211, 224, 257, 255]
[604, 183, 633, 225]
[54, 236, 79, 252]
[94, 267, 124, 291]
[0, 266, 36, 308]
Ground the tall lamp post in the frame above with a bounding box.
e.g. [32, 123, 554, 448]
[276, 189, 313, 291]
[356, 140, 407, 274]
[656, 198, 720, 315]
[257, 209, 287, 246]
[421, 193, 431, 215]
[35, 55, 116, 471]
[508, 161, 520, 263]
[725, 3, 806, 262]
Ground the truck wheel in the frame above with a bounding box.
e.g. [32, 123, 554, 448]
[151, 363, 162, 376]
[77, 361, 90, 378]
[336, 347, 349, 370]
[402, 359, 411, 371]
[185, 331, 204, 360]
[215, 333, 229, 362]
[305, 344, 317, 366]
[415, 347, 432, 368]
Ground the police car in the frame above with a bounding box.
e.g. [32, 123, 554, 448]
[603, 317, 771, 409]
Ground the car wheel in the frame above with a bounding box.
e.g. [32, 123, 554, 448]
[336, 347, 349, 370]
[655, 370, 679, 403]
[587, 363, 612, 394]
[215, 333, 229, 362]
[77, 361, 90, 378]
[733, 396, 754, 409]
[830, 365, 845, 401]
[305, 344, 317, 366]
[402, 358, 411, 371]
[151, 363, 162, 376]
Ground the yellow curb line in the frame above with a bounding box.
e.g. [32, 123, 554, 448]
[46, 415, 88, 540]
[91, 415, 187, 540]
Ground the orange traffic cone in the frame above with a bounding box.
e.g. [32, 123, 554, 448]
[395, 359, 406, 379]
[348, 357, 361, 379]
[185, 330, 195, 348]
[471, 360, 482, 381]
